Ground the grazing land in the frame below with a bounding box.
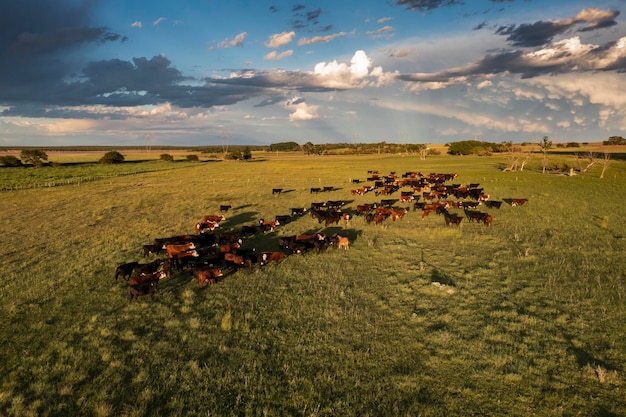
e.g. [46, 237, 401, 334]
[1, 152, 625, 416]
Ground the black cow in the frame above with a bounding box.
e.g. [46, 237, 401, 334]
[115, 261, 139, 281]
[133, 259, 164, 276]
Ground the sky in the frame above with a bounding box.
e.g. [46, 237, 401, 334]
[0, 0, 625, 147]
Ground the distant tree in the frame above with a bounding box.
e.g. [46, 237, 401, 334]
[186, 154, 199, 161]
[539, 136, 552, 173]
[242, 147, 252, 160]
[20, 149, 48, 167]
[603, 136, 626, 145]
[99, 151, 125, 164]
[0, 155, 23, 167]
[225, 150, 242, 160]
[160, 153, 174, 162]
[565, 142, 580, 148]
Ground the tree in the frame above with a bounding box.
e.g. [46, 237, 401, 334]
[242, 147, 252, 160]
[539, 136, 552, 173]
[0, 155, 23, 167]
[186, 154, 199, 161]
[99, 151, 125, 164]
[160, 153, 174, 162]
[20, 149, 48, 167]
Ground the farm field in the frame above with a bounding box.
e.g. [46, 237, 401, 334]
[1, 152, 625, 416]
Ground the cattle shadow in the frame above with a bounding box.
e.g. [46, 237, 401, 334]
[430, 269, 455, 287]
[223, 211, 259, 227]
[272, 189, 296, 194]
[502, 198, 514, 206]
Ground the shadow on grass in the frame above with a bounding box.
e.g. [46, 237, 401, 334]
[430, 268, 455, 286]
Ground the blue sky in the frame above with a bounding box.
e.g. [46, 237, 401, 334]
[0, 0, 624, 146]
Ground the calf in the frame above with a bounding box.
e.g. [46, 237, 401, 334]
[291, 207, 307, 216]
[259, 219, 280, 232]
[272, 188, 283, 195]
[195, 220, 219, 234]
[115, 261, 139, 281]
[335, 235, 349, 251]
[129, 281, 158, 302]
[511, 198, 528, 206]
[444, 213, 463, 227]
[203, 214, 226, 223]
[219, 205, 232, 212]
[310, 187, 321, 194]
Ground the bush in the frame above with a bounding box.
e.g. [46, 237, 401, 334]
[186, 154, 199, 162]
[225, 151, 243, 160]
[20, 149, 48, 167]
[99, 151, 125, 164]
[0, 155, 23, 167]
[566, 142, 580, 148]
[160, 153, 174, 162]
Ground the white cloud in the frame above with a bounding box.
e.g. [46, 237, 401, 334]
[218, 32, 247, 48]
[286, 101, 319, 121]
[311, 50, 391, 89]
[131, 21, 142, 28]
[153, 17, 166, 26]
[298, 31, 350, 46]
[265, 31, 295, 48]
[264, 50, 294, 61]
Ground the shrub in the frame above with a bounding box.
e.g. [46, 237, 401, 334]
[566, 142, 580, 148]
[186, 154, 199, 161]
[99, 151, 125, 164]
[0, 155, 23, 167]
[160, 153, 174, 162]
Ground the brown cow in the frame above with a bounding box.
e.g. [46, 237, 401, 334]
[261, 251, 286, 265]
[195, 268, 223, 287]
[129, 270, 166, 286]
[390, 208, 407, 221]
[511, 198, 528, 206]
[166, 243, 196, 258]
[203, 214, 226, 223]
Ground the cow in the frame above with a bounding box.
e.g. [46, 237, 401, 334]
[195, 220, 220, 234]
[484, 214, 493, 227]
[356, 204, 376, 215]
[129, 281, 158, 302]
[291, 207, 307, 216]
[399, 194, 415, 203]
[373, 214, 388, 225]
[335, 235, 349, 251]
[219, 242, 241, 253]
[390, 208, 407, 221]
[224, 252, 249, 269]
[142, 244, 162, 257]
[444, 213, 463, 227]
[260, 251, 286, 265]
[323, 186, 334, 192]
[115, 261, 139, 281]
[272, 188, 283, 195]
[219, 205, 232, 212]
[133, 259, 164, 276]
[195, 268, 223, 287]
[259, 219, 280, 232]
[129, 270, 166, 286]
[275, 215, 291, 224]
[166, 243, 196, 259]
[310, 187, 322, 194]
[380, 199, 397, 207]
[511, 198, 528, 206]
[465, 210, 485, 223]
[203, 214, 226, 223]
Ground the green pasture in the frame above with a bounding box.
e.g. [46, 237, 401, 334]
[1, 152, 625, 416]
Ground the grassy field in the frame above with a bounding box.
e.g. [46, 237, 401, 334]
[1, 151, 625, 416]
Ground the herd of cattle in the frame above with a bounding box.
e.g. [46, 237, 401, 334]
[117, 169, 527, 301]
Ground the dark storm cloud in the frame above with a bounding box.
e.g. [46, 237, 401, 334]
[495, 8, 620, 47]
[394, 0, 463, 12]
[0, 0, 126, 106]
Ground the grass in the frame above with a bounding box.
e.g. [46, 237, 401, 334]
[1, 152, 625, 416]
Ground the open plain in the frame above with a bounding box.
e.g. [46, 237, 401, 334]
[1, 151, 625, 416]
